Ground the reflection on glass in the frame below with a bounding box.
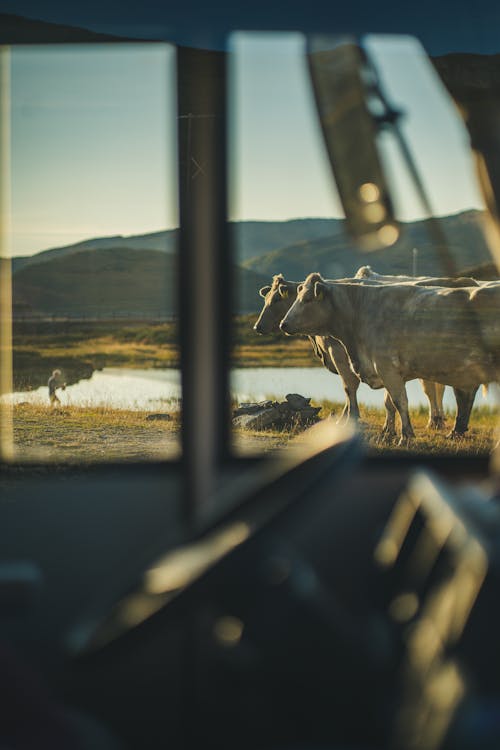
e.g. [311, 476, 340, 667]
[0, 47, 13, 460]
[229, 32, 498, 457]
[1, 44, 180, 462]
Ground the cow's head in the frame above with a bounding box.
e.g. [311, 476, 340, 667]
[354, 265, 373, 279]
[254, 274, 299, 334]
[280, 273, 331, 335]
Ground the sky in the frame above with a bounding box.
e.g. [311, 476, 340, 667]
[9, 43, 177, 256]
[6, 33, 485, 257]
[229, 33, 484, 227]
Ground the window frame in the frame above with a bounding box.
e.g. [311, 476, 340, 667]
[0, 24, 494, 531]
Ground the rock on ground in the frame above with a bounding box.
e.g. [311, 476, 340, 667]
[232, 393, 320, 431]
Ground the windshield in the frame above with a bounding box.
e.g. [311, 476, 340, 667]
[1, 31, 499, 468]
[229, 32, 499, 459]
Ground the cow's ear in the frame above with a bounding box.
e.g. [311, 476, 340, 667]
[278, 284, 289, 299]
[259, 285, 271, 298]
[314, 281, 327, 300]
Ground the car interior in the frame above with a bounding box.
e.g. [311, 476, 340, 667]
[1, 2, 500, 749]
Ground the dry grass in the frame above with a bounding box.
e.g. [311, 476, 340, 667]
[358, 404, 498, 455]
[233, 400, 499, 456]
[5, 400, 498, 464]
[231, 341, 318, 368]
[10, 403, 181, 462]
[15, 336, 311, 370]
[15, 338, 179, 369]
[13, 318, 316, 370]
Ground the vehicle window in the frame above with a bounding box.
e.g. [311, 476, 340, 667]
[229, 32, 499, 458]
[0, 43, 180, 463]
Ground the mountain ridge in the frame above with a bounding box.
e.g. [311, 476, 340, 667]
[12, 210, 498, 319]
[243, 209, 495, 279]
[12, 217, 347, 273]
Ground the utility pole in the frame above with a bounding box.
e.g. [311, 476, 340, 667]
[412, 247, 418, 277]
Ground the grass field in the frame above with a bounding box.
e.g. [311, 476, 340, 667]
[5, 401, 498, 463]
[9, 403, 182, 462]
[12, 316, 321, 374]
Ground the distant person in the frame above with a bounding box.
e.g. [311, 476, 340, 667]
[48, 369, 66, 406]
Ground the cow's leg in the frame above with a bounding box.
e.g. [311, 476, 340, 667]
[380, 390, 397, 441]
[337, 368, 361, 422]
[381, 372, 415, 444]
[420, 379, 446, 429]
[327, 340, 360, 422]
[447, 386, 479, 438]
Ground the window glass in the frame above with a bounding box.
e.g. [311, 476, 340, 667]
[229, 32, 499, 457]
[0, 44, 180, 462]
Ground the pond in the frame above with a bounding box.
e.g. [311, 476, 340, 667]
[4, 367, 498, 412]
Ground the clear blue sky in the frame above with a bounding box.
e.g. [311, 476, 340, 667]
[8, 33, 484, 257]
[229, 32, 484, 226]
[10, 43, 177, 256]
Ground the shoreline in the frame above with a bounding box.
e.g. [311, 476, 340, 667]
[12, 315, 322, 376]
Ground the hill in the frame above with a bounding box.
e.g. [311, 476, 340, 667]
[15, 212, 492, 280]
[460, 260, 499, 280]
[0, 12, 132, 44]
[11, 230, 179, 274]
[243, 210, 496, 280]
[13, 247, 269, 318]
[12, 218, 344, 273]
[12, 210, 497, 318]
[231, 218, 344, 262]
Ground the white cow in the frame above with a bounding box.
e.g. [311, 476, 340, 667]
[255, 273, 456, 431]
[354, 265, 482, 287]
[254, 275, 360, 422]
[351, 266, 487, 429]
[280, 273, 497, 443]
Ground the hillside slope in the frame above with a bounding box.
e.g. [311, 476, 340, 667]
[13, 247, 269, 317]
[12, 231, 179, 273]
[12, 218, 345, 273]
[243, 210, 495, 280]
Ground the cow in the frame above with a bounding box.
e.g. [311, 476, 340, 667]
[255, 273, 448, 430]
[352, 267, 492, 433]
[254, 274, 360, 422]
[280, 273, 498, 444]
[354, 265, 482, 288]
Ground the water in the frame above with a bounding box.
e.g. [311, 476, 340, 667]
[4, 367, 498, 411]
[232, 368, 497, 410]
[6, 368, 181, 411]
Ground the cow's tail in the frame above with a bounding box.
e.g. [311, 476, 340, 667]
[482, 383, 489, 398]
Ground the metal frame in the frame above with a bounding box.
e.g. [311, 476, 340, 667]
[177, 45, 232, 523]
[0, 32, 236, 521]
[0, 18, 493, 521]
